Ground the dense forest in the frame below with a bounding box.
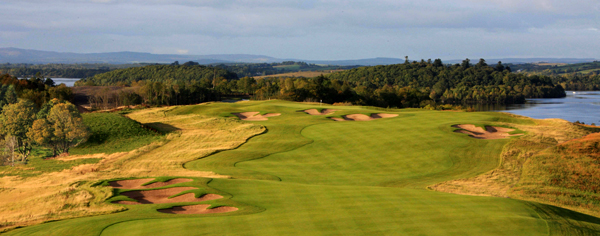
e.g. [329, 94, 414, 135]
[321, 59, 565, 106]
[509, 61, 600, 75]
[78, 59, 566, 110]
[0, 63, 152, 79]
[0, 73, 73, 107]
[75, 64, 238, 86]
[0, 67, 110, 79]
[506, 61, 600, 91]
[211, 61, 357, 77]
[551, 74, 600, 91]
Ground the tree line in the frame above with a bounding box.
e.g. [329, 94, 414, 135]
[0, 63, 152, 79]
[0, 67, 111, 79]
[0, 73, 73, 107]
[81, 59, 566, 110]
[211, 61, 355, 78]
[76, 64, 238, 86]
[551, 74, 600, 91]
[320, 58, 565, 107]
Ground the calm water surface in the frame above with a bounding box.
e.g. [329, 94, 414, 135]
[51, 78, 81, 87]
[491, 91, 600, 125]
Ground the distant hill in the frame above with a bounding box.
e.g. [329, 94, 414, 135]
[0, 48, 405, 66]
[305, 57, 405, 66]
[445, 58, 597, 65]
[0, 48, 596, 66]
[508, 61, 600, 75]
[0, 48, 276, 64]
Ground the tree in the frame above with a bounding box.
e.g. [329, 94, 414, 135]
[27, 103, 89, 156]
[48, 84, 74, 101]
[495, 61, 505, 72]
[476, 58, 488, 67]
[37, 98, 66, 119]
[2, 135, 17, 166]
[4, 85, 17, 105]
[0, 100, 36, 163]
[461, 58, 471, 69]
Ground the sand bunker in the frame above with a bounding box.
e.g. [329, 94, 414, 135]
[109, 178, 193, 189]
[303, 109, 339, 115]
[329, 113, 398, 121]
[157, 204, 238, 214]
[233, 112, 281, 121]
[115, 187, 223, 204]
[453, 124, 523, 140]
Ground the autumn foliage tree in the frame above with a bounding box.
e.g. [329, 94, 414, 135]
[27, 102, 89, 156]
[0, 100, 36, 163]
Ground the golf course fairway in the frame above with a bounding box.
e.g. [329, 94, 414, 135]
[5, 100, 600, 235]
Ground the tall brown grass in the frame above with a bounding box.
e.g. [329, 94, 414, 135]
[0, 106, 264, 231]
[432, 118, 600, 217]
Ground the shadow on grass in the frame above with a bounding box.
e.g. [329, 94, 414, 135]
[526, 201, 600, 234]
[143, 122, 181, 134]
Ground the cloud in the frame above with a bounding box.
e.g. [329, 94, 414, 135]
[0, 0, 598, 59]
[90, 0, 115, 3]
[463, 0, 599, 13]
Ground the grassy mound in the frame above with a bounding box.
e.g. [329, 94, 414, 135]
[514, 132, 600, 215]
[70, 113, 161, 155]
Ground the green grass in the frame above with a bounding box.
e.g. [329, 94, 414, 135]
[5, 100, 600, 235]
[70, 113, 162, 155]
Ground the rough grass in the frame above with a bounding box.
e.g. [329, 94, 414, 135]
[432, 117, 600, 218]
[513, 132, 600, 217]
[0, 148, 101, 178]
[4, 100, 600, 235]
[0, 106, 264, 232]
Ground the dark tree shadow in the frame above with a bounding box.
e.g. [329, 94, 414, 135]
[144, 122, 181, 134]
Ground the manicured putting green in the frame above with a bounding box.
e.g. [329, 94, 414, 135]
[7, 101, 600, 235]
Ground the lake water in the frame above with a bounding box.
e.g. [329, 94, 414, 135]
[491, 91, 600, 125]
[51, 78, 81, 87]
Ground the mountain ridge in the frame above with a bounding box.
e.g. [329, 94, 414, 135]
[0, 47, 595, 66]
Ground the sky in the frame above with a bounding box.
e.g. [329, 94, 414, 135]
[0, 0, 599, 60]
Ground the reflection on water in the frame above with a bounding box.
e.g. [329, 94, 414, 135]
[477, 91, 600, 125]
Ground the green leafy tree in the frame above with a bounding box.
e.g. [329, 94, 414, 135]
[0, 100, 36, 163]
[36, 98, 66, 119]
[28, 103, 89, 156]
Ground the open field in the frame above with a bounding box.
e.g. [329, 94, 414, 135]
[3, 100, 600, 235]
